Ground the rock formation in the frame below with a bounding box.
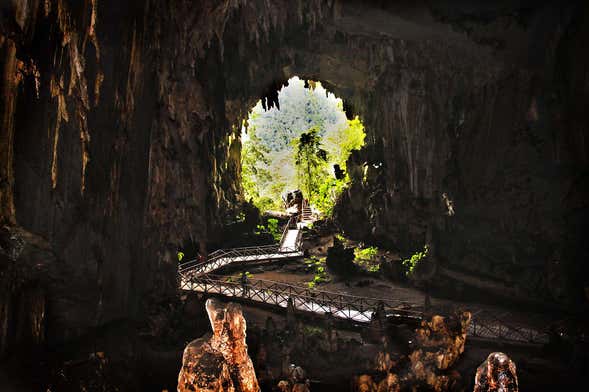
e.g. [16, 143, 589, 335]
[412, 313, 471, 371]
[1, 0, 588, 388]
[473, 352, 518, 392]
[407, 312, 470, 390]
[177, 299, 259, 392]
[355, 312, 470, 391]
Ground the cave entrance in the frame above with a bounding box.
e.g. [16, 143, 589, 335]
[240, 76, 365, 218]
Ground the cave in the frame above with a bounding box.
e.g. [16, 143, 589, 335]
[1, 0, 588, 391]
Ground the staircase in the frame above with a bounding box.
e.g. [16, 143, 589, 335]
[301, 200, 313, 222]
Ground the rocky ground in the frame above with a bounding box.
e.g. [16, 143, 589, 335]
[211, 228, 587, 391]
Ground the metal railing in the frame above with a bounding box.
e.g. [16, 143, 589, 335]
[278, 215, 298, 245]
[180, 274, 422, 323]
[179, 215, 303, 277]
[468, 310, 550, 344]
[177, 213, 548, 345]
[178, 244, 303, 277]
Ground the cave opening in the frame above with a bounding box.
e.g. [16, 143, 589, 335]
[2, 1, 588, 390]
[240, 76, 366, 218]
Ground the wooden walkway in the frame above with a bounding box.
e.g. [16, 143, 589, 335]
[177, 213, 550, 344]
[180, 274, 422, 324]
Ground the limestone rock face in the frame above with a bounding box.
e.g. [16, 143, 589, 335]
[413, 312, 471, 370]
[177, 299, 259, 392]
[473, 352, 518, 392]
[356, 312, 470, 391]
[408, 312, 470, 390]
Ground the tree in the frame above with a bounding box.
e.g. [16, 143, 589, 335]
[241, 126, 273, 208]
[241, 76, 366, 214]
[323, 115, 366, 170]
[294, 127, 328, 202]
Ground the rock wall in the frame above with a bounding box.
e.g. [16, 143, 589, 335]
[330, 3, 589, 306]
[0, 0, 587, 351]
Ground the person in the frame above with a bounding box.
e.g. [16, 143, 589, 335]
[240, 272, 249, 297]
[288, 364, 305, 384]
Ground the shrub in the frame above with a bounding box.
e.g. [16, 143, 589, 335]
[255, 217, 282, 242]
[402, 245, 429, 276]
[306, 256, 329, 288]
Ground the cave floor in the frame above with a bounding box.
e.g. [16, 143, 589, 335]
[201, 231, 582, 389]
[222, 233, 554, 334]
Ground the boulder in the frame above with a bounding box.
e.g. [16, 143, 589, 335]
[326, 237, 356, 277]
[473, 352, 518, 392]
[177, 299, 259, 392]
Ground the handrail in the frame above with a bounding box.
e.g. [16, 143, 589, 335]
[180, 214, 304, 276]
[177, 216, 547, 344]
[468, 309, 549, 343]
[205, 274, 413, 305]
[180, 274, 423, 322]
[279, 215, 298, 247]
[178, 224, 305, 276]
[179, 244, 282, 271]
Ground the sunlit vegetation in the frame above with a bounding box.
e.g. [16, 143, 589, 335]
[294, 128, 328, 203]
[354, 246, 378, 261]
[241, 77, 365, 214]
[354, 246, 380, 272]
[255, 218, 281, 241]
[402, 244, 429, 275]
[305, 256, 329, 288]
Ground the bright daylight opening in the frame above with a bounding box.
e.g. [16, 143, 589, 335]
[241, 76, 366, 218]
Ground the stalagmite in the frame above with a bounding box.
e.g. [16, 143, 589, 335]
[177, 299, 259, 392]
[473, 352, 518, 392]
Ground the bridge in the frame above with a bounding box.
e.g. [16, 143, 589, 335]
[178, 216, 304, 279]
[178, 213, 550, 345]
[181, 274, 422, 324]
[178, 214, 422, 325]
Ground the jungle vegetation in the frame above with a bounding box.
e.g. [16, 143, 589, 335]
[241, 77, 365, 215]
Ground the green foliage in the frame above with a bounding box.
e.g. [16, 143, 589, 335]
[354, 246, 378, 261]
[241, 77, 366, 215]
[266, 218, 280, 239]
[294, 127, 328, 201]
[241, 127, 277, 209]
[323, 116, 366, 171]
[254, 218, 282, 241]
[303, 325, 324, 338]
[177, 251, 184, 262]
[305, 256, 329, 288]
[354, 246, 381, 273]
[314, 176, 347, 216]
[402, 245, 429, 276]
